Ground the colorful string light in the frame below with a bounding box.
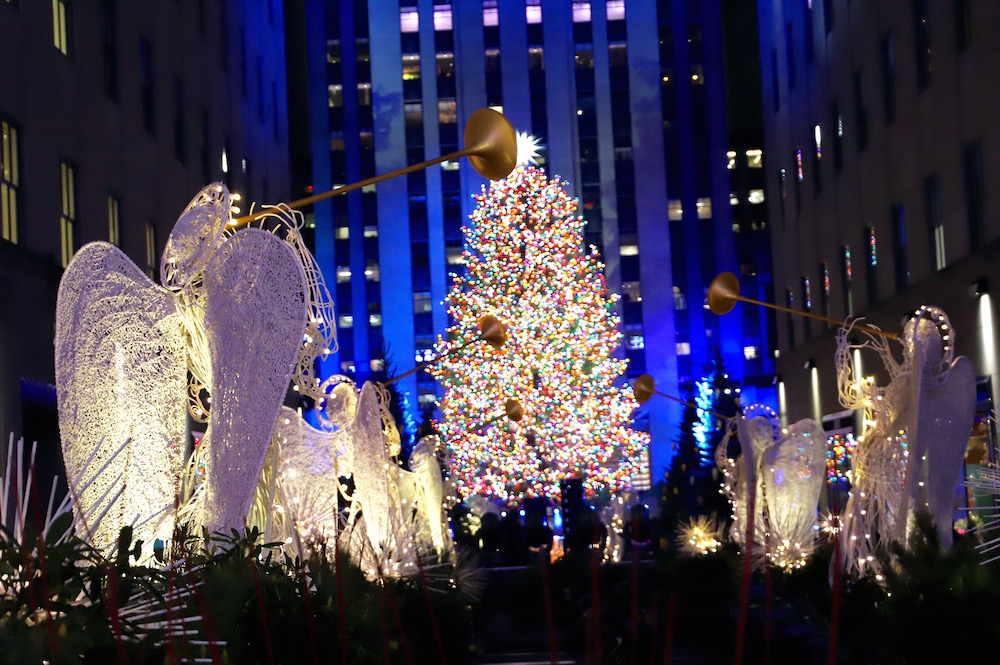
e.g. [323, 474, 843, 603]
[430, 166, 648, 505]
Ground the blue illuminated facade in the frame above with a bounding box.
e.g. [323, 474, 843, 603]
[293, 0, 775, 477]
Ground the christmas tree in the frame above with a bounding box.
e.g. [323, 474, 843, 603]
[429, 165, 647, 505]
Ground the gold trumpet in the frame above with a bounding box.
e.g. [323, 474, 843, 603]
[707, 271, 899, 341]
[632, 374, 732, 420]
[233, 107, 518, 227]
[382, 315, 507, 386]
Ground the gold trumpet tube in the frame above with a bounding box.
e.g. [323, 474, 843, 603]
[633, 374, 731, 420]
[381, 315, 507, 386]
[707, 271, 899, 341]
[232, 107, 517, 227]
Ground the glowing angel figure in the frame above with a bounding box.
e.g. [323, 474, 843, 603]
[277, 376, 450, 571]
[836, 306, 975, 571]
[56, 184, 310, 554]
[718, 408, 827, 569]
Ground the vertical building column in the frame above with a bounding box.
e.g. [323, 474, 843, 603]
[702, 0, 743, 379]
[370, 0, 417, 419]
[453, 1, 487, 221]
[305, 0, 338, 375]
[541, 0, 579, 196]
[591, 1, 623, 311]
[498, 0, 531, 133]
[627, 0, 679, 474]
[418, 0, 448, 340]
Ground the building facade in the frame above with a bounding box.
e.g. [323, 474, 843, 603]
[296, 0, 775, 477]
[758, 0, 1000, 435]
[0, 1, 290, 461]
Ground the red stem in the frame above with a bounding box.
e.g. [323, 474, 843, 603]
[540, 554, 559, 665]
[414, 550, 448, 665]
[383, 580, 414, 665]
[249, 560, 275, 665]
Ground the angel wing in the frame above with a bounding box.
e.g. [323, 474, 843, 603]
[916, 356, 975, 548]
[397, 435, 448, 553]
[274, 405, 351, 547]
[761, 418, 826, 555]
[200, 229, 309, 535]
[55, 242, 187, 555]
[348, 381, 405, 560]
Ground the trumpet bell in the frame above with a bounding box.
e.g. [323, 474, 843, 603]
[633, 374, 656, 404]
[708, 271, 741, 316]
[464, 108, 518, 181]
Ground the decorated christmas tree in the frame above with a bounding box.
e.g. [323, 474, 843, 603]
[429, 165, 648, 505]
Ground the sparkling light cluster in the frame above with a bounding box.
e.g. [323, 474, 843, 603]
[677, 515, 723, 556]
[430, 166, 648, 505]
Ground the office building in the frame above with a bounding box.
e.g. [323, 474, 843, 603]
[758, 0, 1000, 434]
[294, 0, 775, 475]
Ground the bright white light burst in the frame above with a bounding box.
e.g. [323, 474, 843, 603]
[516, 132, 542, 166]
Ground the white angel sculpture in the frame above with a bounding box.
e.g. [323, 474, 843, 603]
[56, 184, 319, 555]
[717, 408, 826, 569]
[277, 374, 450, 575]
[836, 306, 975, 572]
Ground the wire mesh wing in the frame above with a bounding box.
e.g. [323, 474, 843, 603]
[200, 229, 309, 535]
[55, 242, 187, 555]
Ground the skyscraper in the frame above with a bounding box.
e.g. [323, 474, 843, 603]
[758, 0, 1000, 427]
[293, 0, 775, 476]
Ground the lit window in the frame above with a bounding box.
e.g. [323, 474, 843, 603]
[402, 55, 420, 81]
[433, 6, 452, 31]
[629, 335, 645, 350]
[446, 247, 465, 265]
[436, 52, 454, 76]
[607, 0, 625, 20]
[696, 197, 712, 219]
[369, 313, 382, 327]
[144, 223, 156, 278]
[673, 286, 686, 310]
[438, 99, 457, 124]
[336, 267, 351, 283]
[328, 84, 343, 108]
[335, 226, 349, 240]
[340, 361, 355, 373]
[743, 346, 758, 360]
[933, 225, 946, 270]
[621, 281, 641, 301]
[730, 193, 739, 205]
[357, 82, 371, 106]
[364, 225, 379, 238]
[814, 125, 822, 159]
[364, 261, 380, 281]
[1, 119, 20, 244]
[726, 150, 737, 170]
[339, 315, 353, 328]
[108, 196, 120, 246]
[668, 199, 683, 220]
[746, 149, 763, 168]
[676, 342, 691, 356]
[748, 189, 765, 204]
[418, 392, 437, 407]
[370, 358, 385, 372]
[691, 65, 704, 84]
[572, 2, 591, 22]
[620, 244, 638, 256]
[326, 40, 341, 64]
[53, 0, 70, 56]
[415, 348, 433, 363]
[526, 1, 542, 24]
[414, 292, 432, 313]
[400, 8, 419, 33]
[483, 3, 498, 27]
[60, 162, 77, 268]
[441, 160, 460, 171]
